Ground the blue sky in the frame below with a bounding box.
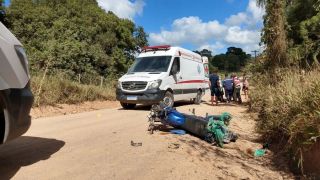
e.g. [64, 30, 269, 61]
[4, 0, 264, 55]
[134, 0, 248, 32]
[97, 0, 265, 55]
[3, 0, 9, 6]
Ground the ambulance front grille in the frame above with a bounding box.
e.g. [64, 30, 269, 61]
[122, 81, 147, 91]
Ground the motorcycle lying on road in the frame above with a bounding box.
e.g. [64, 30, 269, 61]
[147, 103, 238, 147]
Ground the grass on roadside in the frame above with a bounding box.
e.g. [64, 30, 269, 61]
[249, 68, 320, 172]
[31, 74, 116, 107]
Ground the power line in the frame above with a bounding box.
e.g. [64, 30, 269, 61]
[251, 50, 259, 60]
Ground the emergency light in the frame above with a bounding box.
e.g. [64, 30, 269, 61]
[141, 45, 171, 52]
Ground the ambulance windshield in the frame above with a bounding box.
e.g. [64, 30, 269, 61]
[128, 56, 172, 73]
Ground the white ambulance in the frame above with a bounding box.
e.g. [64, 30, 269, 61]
[116, 45, 209, 109]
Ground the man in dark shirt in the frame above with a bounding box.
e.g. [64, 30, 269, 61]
[223, 74, 233, 103]
[209, 70, 220, 105]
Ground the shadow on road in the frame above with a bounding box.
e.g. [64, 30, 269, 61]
[0, 136, 65, 180]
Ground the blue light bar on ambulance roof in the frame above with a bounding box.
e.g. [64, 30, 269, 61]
[141, 45, 171, 52]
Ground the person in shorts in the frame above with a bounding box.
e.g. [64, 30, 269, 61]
[242, 75, 249, 99]
[209, 70, 220, 105]
[233, 76, 242, 103]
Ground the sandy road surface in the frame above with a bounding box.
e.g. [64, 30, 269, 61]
[0, 95, 293, 180]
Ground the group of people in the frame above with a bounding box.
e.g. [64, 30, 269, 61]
[209, 70, 249, 106]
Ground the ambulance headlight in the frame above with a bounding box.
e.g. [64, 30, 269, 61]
[148, 80, 162, 89]
[117, 81, 122, 89]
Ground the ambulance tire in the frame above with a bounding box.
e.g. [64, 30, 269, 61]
[120, 102, 136, 109]
[163, 91, 174, 108]
[193, 90, 202, 104]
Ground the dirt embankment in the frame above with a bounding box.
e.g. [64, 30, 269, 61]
[31, 100, 120, 119]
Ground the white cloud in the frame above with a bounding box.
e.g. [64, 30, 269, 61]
[225, 0, 265, 27]
[97, 0, 145, 19]
[198, 42, 225, 55]
[242, 44, 262, 54]
[247, 0, 265, 21]
[225, 26, 260, 44]
[150, 16, 227, 46]
[149, 0, 264, 53]
[225, 12, 247, 26]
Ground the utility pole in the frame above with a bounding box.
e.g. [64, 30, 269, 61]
[251, 50, 259, 60]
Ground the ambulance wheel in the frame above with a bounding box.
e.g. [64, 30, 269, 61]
[163, 91, 174, 108]
[193, 90, 202, 104]
[120, 102, 136, 109]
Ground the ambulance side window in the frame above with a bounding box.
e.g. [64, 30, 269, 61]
[170, 57, 180, 75]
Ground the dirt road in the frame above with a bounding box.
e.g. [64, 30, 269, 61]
[0, 95, 293, 180]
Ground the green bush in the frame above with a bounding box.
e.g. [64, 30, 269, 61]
[5, 0, 148, 77]
[250, 69, 320, 169]
[31, 74, 116, 107]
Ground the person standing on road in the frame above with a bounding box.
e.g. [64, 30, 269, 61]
[231, 73, 236, 101]
[223, 74, 233, 103]
[242, 75, 249, 99]
[209, 70, 220, 105]
[217, 79, 225, 102]
[233, 76, 242, 103]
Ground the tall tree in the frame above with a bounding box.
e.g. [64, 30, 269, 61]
[6, 0, 148, 79]
[257, 0, 288, 68]
[210, 47, 251, 72]
[0, 0, 5, 23]
[134, 26, 148, 49]
[287, 0, 320, 67]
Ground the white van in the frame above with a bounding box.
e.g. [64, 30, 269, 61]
[0, 22, 33, 144]
[116, 45, 209, 109]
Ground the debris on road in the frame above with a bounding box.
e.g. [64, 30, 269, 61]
[130, 140, 142, 147]
[168, 143, 180, 149]
[170, 129, 186, 135]
[254, 149, 266, 157]
[254, 143, 269, 157]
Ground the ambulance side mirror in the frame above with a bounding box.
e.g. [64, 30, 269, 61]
[170, 57, 180, 76]
[170, 67, 178, 76]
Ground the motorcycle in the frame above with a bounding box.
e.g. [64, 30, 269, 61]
[147, 103, 238, 146]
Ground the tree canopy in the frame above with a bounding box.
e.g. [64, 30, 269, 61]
[194, 49, 213, 58]
[5, 0, 148, 78]
[0, 0, 5, 23]
[286, 0, 320, 68]
[209, 47, 251, 72]
[257, 0, 320, 69]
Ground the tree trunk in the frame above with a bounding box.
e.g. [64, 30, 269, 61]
[263, 0, 288, 69]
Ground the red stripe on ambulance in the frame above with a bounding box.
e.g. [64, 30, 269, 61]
[177, 80, 207, 84]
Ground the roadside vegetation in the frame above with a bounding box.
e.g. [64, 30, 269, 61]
[2, 1, 319, 175]
[31, 74, 116, 107]
[1, 0, 148, 106]
[248, 0, 320, 176]
[195, 47, 252, 72]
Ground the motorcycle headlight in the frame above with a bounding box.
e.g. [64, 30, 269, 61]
[148, 79, 162, 89]
[14, 45, 29, 77]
